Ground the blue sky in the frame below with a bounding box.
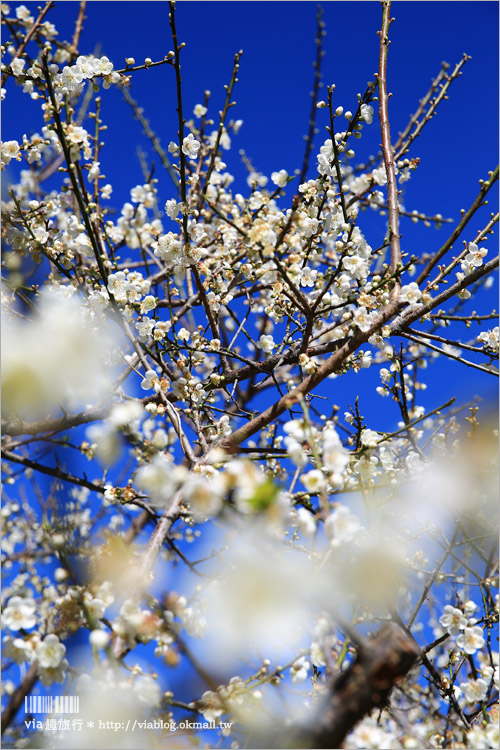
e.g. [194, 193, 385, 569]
[2, 2, 498, 742]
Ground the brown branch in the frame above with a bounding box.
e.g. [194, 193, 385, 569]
[392, 62, 450, 155]
[70, 1, 86, 59]
[1, 661, 39, 735]
[1, 1, 54, 87]
[309, 625, 419, 749]
[1, 403, 109, 437]
[394, 54, 470, 162]
[215, 297, 403, 453]
[378, 1, 401, 301]
[298, 5, 325, 185]
[391, 255, 499, 332]
[394, 330, 498, 376]
[2, 449, 106, 493]
[416, 166, 498, 286]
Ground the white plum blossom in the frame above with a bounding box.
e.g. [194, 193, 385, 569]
[439, 605, 467, 635]
[1, 139, 21, 164]
[372, 166, 387, 185]
[165, 198, 182, 219]
[301, 469, 326, 493]
[257, 334, 276, 353]
[456, 626, 485, 655]
[461, 242, 487, 274]
[182, 133, 201, 159]
[140, 369, 161, 391]
[290, 656, 311, 683]
[133, 675, 162, 707]
[342, 255, 368, 279]
[360, 103, 374, 123]
[360, 429, 381, 448]
[400, 281, 422, 304]
[353, 306, 378, 333]
[477, 327, 499, 352]
[35, 634, 66, 668]
[325, 505, 363, 546]
[10, 58, 25, 76]
[271, 169, 288, 187]
[2, 596, 37, 631]
[182, 471, 224, 520]
[135, 453, 182, 505]
[89, 629, 110, 649]
[295, 507, 317, 537]
[460, 678, 488, 704]
[3, 636, 34, 663]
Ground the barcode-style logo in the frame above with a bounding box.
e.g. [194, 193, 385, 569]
[25, 695, 79, 715]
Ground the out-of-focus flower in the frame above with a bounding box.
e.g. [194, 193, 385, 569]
[36, 634, 66, 668]
[325, 505, 363, 546]
[2, 289, 113, 419]
[201, 521, 329, 668]
[135, 453, 186, 506]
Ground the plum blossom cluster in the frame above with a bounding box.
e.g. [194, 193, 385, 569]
[1, 2, 498, 750]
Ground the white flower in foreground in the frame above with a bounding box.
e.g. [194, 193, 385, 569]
[462, 242, 487, 272]
[353, 306, 378, 333]
[295, 507, 317, 538]
[342, 255, 367, 280]
[3, 635, 34, 663]
[2, 596, 37, 630]
[325, 505, 363, 546]
[460, 678, 488, 704]
[360, 428, 381, 448]
[400, 282, 422, 305]
[477, 327, 499, 352]
[140, 369, 160, 391]
[10, 58, 26, 77]
[182, 471, 224, 520]
[133, 675, 162, 707]
[202, 521, 327, 668]
[165, 198, 182, 219]
[39, 658, 68, 687]
[301, 469, 325, 493]
[464, 600, 478, 617]
[290, 656, 311, 683]
[322, 426, 349, 483]
[36, 634, 66, 668]
[360, 103, 374, 124]
[135, 453, 182, 505]
[456, 625, 485, 655]
[439, 605, 467, 635]
[257, 334, 276, 353]
[182, 133, 200, 159]
[2, 289, 112, 418]
[109, 400, 143, 428]
[1, 139, 21, 164]
[372, 166, 387, 185]
[198, 690, 224, 723]
[299, 266, 318, 287]
[271, 169, 288, 187]
[89, 629, 110, 649]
